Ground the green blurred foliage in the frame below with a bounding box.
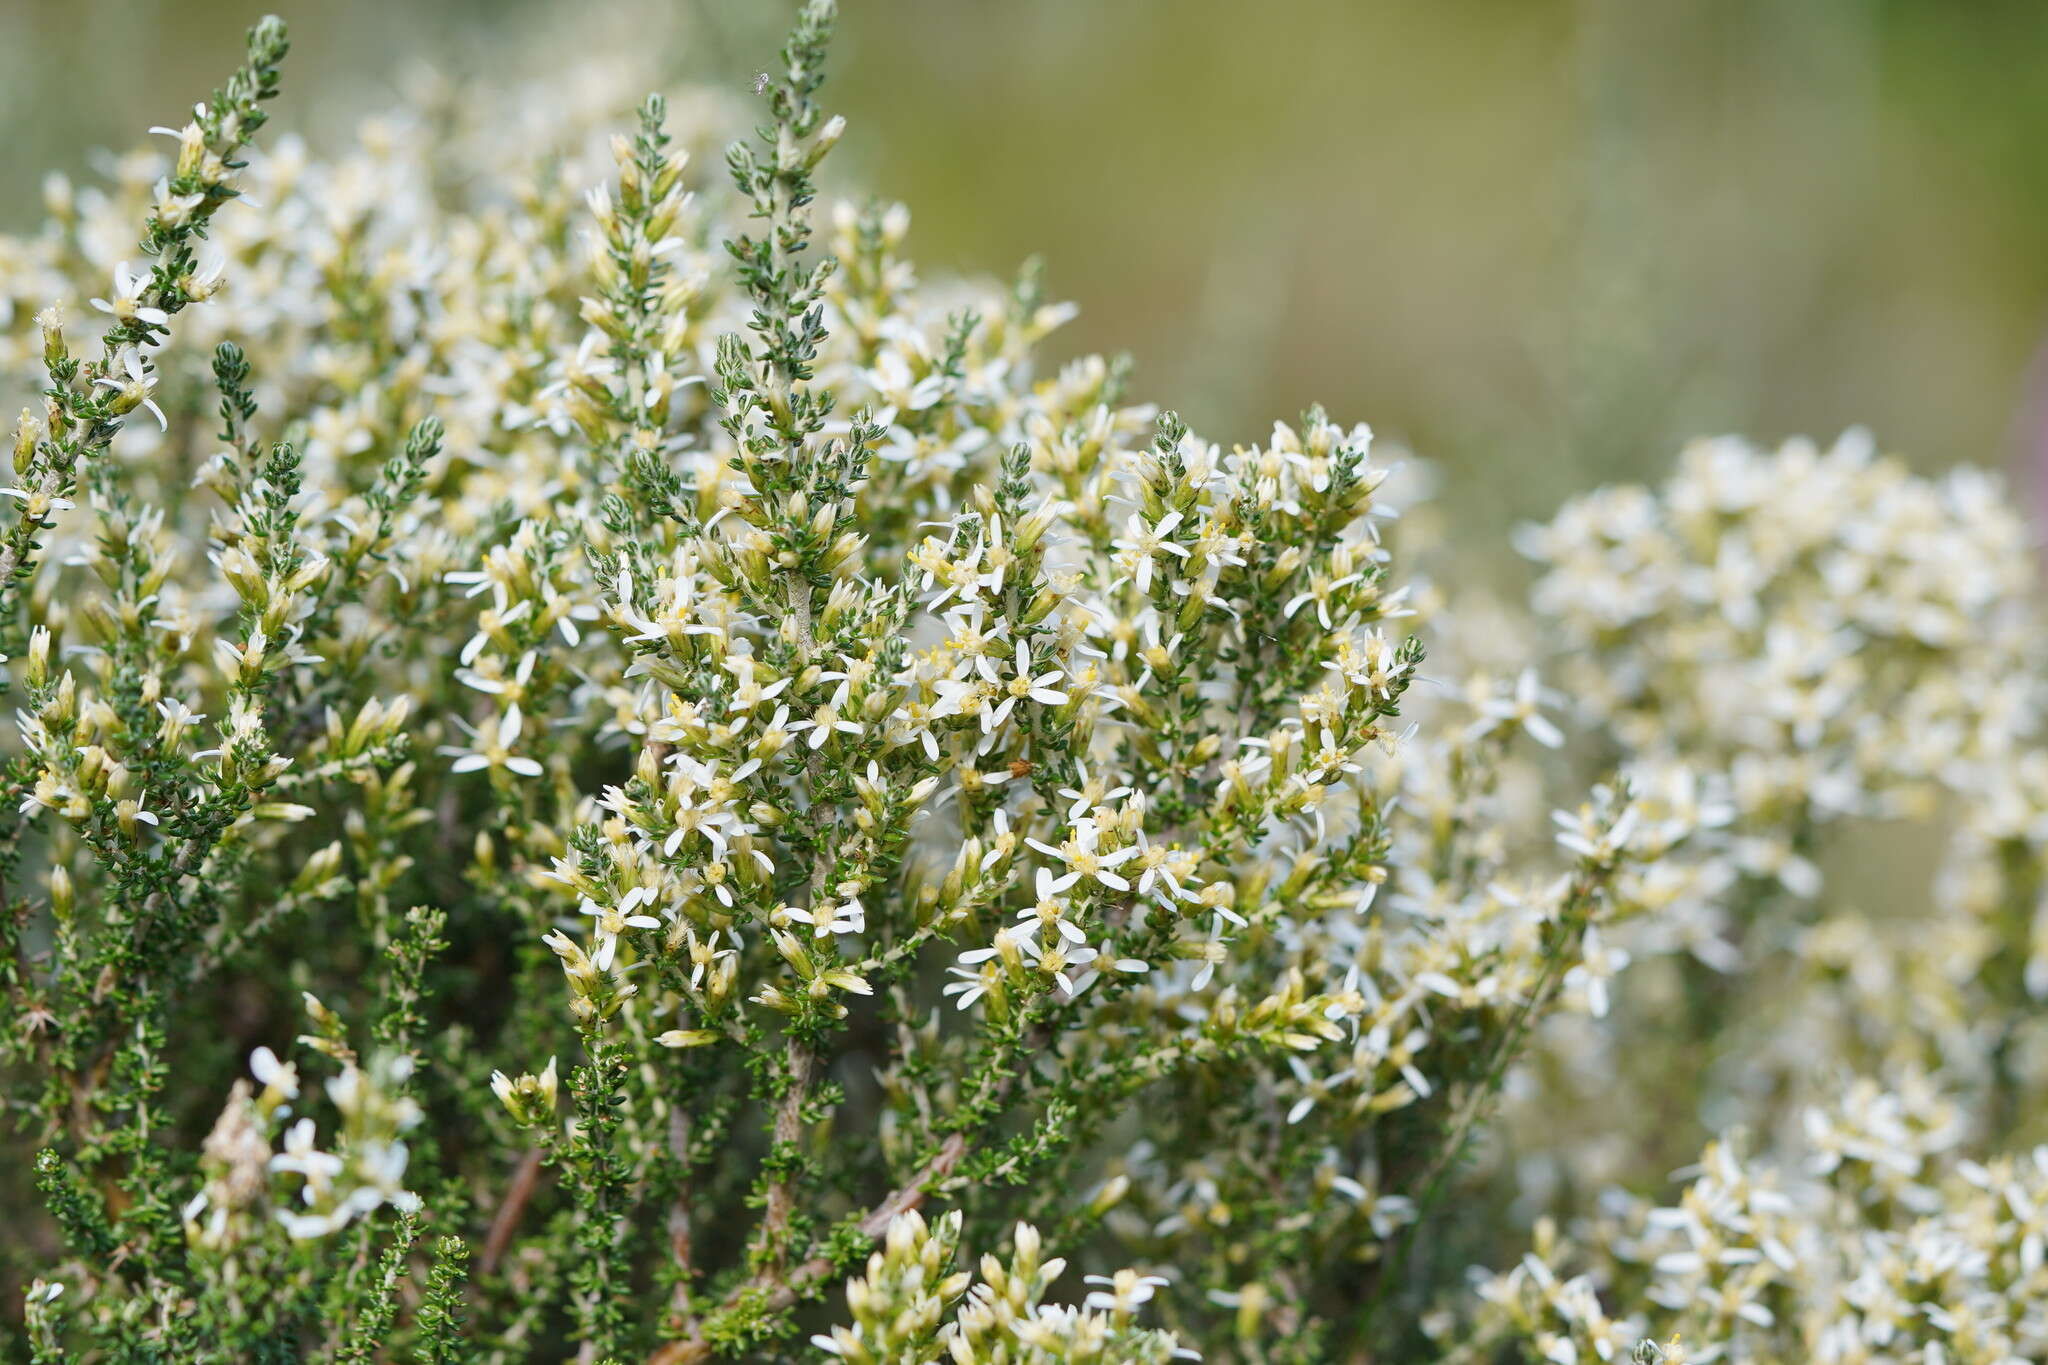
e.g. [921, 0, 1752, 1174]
[9, 0, 2048, 548]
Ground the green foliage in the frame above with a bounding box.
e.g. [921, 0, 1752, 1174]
[0, 4, 1649, 1355]
[12, 5, 2040, 1365]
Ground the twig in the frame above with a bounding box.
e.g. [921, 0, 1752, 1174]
[1359, 879, 1597, 1332]
[665, 1103, 700, 1340]
[646, 1131, 966, 1365]
[480, 1147, 546, 1275]
[758, 1039, 815, 1269]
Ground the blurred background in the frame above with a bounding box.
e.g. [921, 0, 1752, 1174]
[8, 0, 2048, 556]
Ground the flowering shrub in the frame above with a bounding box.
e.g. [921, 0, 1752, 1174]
[1, 7, 2043, 1364]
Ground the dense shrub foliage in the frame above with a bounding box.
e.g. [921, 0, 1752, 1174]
[2, 8, 2045, 1364]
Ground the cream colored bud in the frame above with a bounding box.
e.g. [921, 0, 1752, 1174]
[491, 1056, 560, 1126]
[293, 842, 344, 894]
[808, 114, 846, 168]
[543, 930, 601, 993]
[48, 864, 74, 922]
[654, 1028, 719, 1049]
[24, 625, 50, 690]
[13, 408, 36, 475]
[42, 172, 73, 220]
[37, 306, 66, 369]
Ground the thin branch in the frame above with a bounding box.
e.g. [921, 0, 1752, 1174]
[665, 1103, 700, 1340]
[757, 1038, 815, 1270]
[647, 1131, 966, 1365]
[479, 1147, 546, 1275]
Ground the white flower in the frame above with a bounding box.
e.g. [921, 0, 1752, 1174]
[1019, 933, 1097, 996]
[983, 637, 1069, 731]
[184, 240, 229, 299]
[1563, 927, 1631, 1019]
[783, 897, 866, 938]
[787, 680, 863, 750]
[1015, 865, 1088, 945]
[457, 649, 537, 697]
[250, 1045, 299, 1101]
[1084, 1269, 1170, 1312]
[1026, 820, 1140, 893]
[270, 1117, 342, 1187]
[1055, 762, 1133, 821]
[578, 896, 660, 972]
[1470, 669, 1565, 749]
[90, 260, 170, 328]
[439, 703, 545, 778]
[92, 349, 168, 431]
[1111, 509, 1190, 593]
[942, 962, 997, 1011]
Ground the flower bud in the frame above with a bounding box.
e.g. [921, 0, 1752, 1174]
[491, 1056, 560, 1126]
[24, 625, 50, 690]
[13, 408, 36, 475]
[48, 864, 73, 925]
[543, 930, 602, 994]
[807, 114, 846, 168]
[37, 306, 66, 370]
[654, 1028, 719, 1049]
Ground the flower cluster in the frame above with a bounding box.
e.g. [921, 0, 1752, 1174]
[1453, 1078, 2048, 1364]
[1520, 430, 2036, 894]
[184, 1040, 423, 1246]
[3, 5, 2046, 1364]
[813, 1212, 1188, 1365]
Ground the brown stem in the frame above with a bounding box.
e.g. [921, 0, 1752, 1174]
[479, 1146, 546, 1275]
[646, 1131, 967, 1365]
[665, 1102, 699, 1338]
[757, 1039, 816, 1270]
